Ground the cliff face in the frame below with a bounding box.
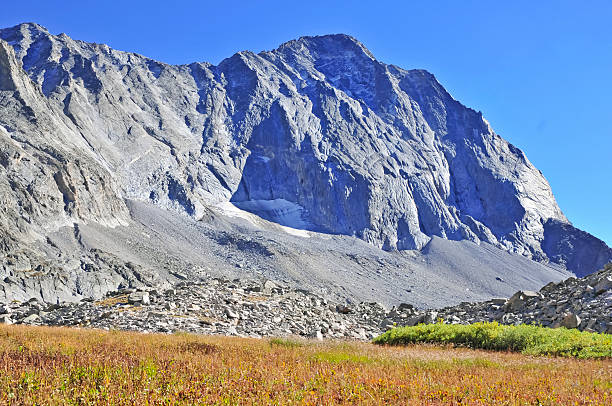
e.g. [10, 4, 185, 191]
[0, 36, 129, 250]
[0, 23, 609, 281]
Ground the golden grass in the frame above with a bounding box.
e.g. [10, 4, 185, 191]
[244, 294, 269, 302]
[95, 294, 129, 307]
[0, 324, 610, 405]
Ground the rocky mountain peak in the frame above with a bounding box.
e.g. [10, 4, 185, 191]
[0, 23, 50, 57]
[274, 33, 376, 60]
[3, 22, 49, 38]
[0, 23, 610, 307]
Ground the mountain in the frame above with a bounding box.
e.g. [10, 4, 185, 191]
[0, 23, 609, 305]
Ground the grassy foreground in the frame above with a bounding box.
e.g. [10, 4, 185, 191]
[373, 322, 612, 359]
[0, 325, 609, 405]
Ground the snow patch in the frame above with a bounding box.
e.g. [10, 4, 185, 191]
[253, 154, 271, 163]
[215, 200, 312, 238]
[234, 199, 313, 229]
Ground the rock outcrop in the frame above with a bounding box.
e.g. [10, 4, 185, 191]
[412, 263, 612, 334]
[1, 277, 391, 340]
[0, 22, 610, 304]
[3, 264, 610, 339]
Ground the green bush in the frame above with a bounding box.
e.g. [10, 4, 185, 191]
[373, 322, 612, 359]
[269, 337, 306, 348]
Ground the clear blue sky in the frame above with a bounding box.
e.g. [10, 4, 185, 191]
[2, 1, 611, 245]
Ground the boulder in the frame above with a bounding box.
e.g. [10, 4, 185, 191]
[425, 311, 439, 324]
[128, 291, 150, 305]
[505, 291, 541, 311]
[21, 314, 40, 324]
[594, 276, 612, 295]
[398, 303, 414, 312]
[335, 304, 352, 314]
[263, 281, 280, 295]
[405, 314, 425, 327]
[560, 313, 581, 329]
[539, 282, 557, 293]
[309, 329, 324, 340]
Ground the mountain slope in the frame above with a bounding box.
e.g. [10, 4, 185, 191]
[0, 23, 609, 304]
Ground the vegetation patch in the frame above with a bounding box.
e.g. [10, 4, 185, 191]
[246, 294, 269, 302]
[373, 322, 612, 358]
[177, 341, 218, 354]
[409, 357, 501, 370]
[311, 350, 375, 364]
[95, 294, 129, 307]
[196, 316, 220, 325]
[0, 324, 609, 404]
[269, 337, 306, 348]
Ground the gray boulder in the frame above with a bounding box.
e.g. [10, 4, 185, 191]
[594, 276, 612, 295]
[505, 290, 541, 311]
[128, 291, 150, 306]
[21, 314, 40, 324]
[560, 313, 581, 329]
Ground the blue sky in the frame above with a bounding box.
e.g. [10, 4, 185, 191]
[2, 1, 611, 245]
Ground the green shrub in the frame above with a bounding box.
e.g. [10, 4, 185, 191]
[373, 322, 612, 359]
[269, 337, 306, 348]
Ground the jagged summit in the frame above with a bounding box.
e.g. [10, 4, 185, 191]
[0, 23, 610, 305]
[4, 24, 374, 70]
[272, 33, 376, 60]
[4, 22, 48, 34]
[1, 22, 51, 51]
[9, 22, 47, 30]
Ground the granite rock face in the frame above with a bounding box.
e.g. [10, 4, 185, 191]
[0, 23, 610, 301]
[542, 219, 612, 277]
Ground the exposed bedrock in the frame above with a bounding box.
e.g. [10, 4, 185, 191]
[0, 23, 609, 304]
